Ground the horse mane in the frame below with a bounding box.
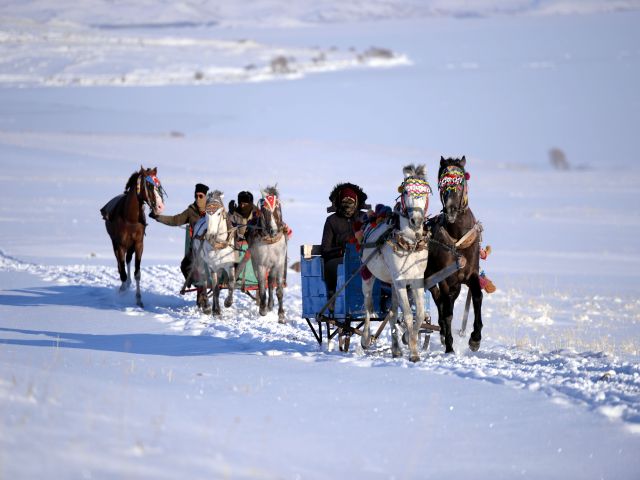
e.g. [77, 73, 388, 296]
[262, 185, 279, 197]
[124, 171, 140, 193]
[403, 164, 427, 179]
[207, 190, 224, 204]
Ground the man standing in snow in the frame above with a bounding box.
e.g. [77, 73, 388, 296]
[149, 183, 211, 313]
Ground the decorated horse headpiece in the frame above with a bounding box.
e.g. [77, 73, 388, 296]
[205, 190, 225, 215]
[259, 186, 280, 212]
[438, 157, 469, 209]
[397, 164, 431, 213]
[135, 168, 167, 201]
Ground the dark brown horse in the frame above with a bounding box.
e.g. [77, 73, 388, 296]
[103, 167, 165, 307]
[425, 156, 483, 353]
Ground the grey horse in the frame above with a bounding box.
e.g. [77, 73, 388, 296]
[248, 186, 288, 323]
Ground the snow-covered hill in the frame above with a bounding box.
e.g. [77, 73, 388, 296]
[1, 1, 639, 478]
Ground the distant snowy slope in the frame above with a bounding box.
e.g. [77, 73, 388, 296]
[2, 0, 640, 28]
[0, 18, 410, 87]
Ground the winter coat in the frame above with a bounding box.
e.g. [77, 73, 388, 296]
[229, 206, 259, 242]
[321, 213, 357, 261]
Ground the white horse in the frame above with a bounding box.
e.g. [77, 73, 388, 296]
[361, 165, 431, 362]
[191, 190, 236, 315]
[248, 186, 288, 323]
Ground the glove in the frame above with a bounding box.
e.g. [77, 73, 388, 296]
[228, 200, 237, 214]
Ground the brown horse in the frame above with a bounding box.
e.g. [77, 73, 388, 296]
[425, 156, 483, 353]
[103, 167, 165, 307]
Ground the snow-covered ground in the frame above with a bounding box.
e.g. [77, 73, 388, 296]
[1, 1, 640, 478]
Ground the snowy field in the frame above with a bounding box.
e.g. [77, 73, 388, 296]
[1, 1, 640, 479]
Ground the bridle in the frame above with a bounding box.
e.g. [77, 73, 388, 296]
[438, 166, 468, 218]
[397, 176, 431, 219]
[136, 172, 166, 211]
[257, 194, 282, 234]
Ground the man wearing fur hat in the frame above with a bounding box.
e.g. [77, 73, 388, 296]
[228, 191, 258, 244]
[228, 191, 259, 277]
[321, 183, 369, 310]
[149, 183, 211, 312]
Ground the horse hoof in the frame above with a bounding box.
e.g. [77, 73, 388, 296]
[278, 317, 286, 325]
[259, 307, 268, 316]
[469, 339, 481, 352]
[361, 338, 370, 350]
[445, 348, 455, 354]
[137, 301, 144, 309]
[410, 354, 420, 363]
[224, 297, 233, 308]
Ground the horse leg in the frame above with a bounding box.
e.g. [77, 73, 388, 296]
[411, 283, 426, 361]
[361, 276, 375, 349]
[276, 268, 285, 324]
[125, 247, 134, 291]
[385, 290, 400, 357]
[133, 243, 143, 308]
[443, 285, 461, 354]
[257, 265, 268, 316]
[395, 285, 419, 362]
[468, 275, 484, 351]
[224, 264, 235, 308]
[267, 269, 275, 312]
[211, 271, 221, 316]
[116, 245, 129, 291]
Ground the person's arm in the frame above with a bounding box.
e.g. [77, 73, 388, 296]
[152, 206, 193, 226]
[321, 217, 342, 260]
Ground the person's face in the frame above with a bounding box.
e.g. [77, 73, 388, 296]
[195, 192, 206, 210]
[340, 197, 357, 217]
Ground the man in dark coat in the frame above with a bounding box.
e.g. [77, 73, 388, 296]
[150, 183, 210, 312]
[228, 191, 258, 244]
[321, 183, 369, 309]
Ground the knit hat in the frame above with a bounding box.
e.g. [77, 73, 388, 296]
[195, 183, 209, 195]
[339, 187, 358, 203]
[237, 191, 253, 204]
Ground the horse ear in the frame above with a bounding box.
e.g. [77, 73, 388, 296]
[440, 156, 445, 164]
[460, 156, 466, 167]
[151, 167, 157, 175]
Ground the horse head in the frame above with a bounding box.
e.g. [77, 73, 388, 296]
[437, 156, 469, 224]
[204, 190, 227, 243]
[135, 166, 166, 216]
[258, 185, 282, 237]
[398, 164, 431, 233]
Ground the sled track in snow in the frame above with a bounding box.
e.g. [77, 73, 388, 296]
[1, 251, 639, 432]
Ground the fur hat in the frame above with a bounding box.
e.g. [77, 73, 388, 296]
[328, 182, 370, 213]
[237, 191, 254, 204]
[195, 183, 209, 195]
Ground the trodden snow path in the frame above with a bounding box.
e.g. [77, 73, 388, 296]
[1, 250, 639, 434]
